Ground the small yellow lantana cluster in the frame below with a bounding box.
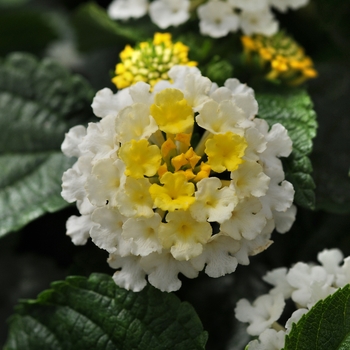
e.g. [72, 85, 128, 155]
[62, 65, 296, 292]
[241, 31, 317, 85]
[112, 33, 197, 89]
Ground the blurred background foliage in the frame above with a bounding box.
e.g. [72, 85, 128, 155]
[0, 0, 350, 349]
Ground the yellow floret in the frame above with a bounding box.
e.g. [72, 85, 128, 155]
[241, 31, 317, 85]
[205, 132, 247, 173]
[119, 139, 162, 179]
[112, 33, 197, 90]
[150, 88, 194, 134]
[149, 172, 195, 211]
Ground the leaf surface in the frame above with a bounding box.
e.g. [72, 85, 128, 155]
[71, 2, 157, 52]
[0, 53, 94, 237]
[283, 285, 350, 350]
[256, 89, 317, 209]
[5, 273, 208, 350]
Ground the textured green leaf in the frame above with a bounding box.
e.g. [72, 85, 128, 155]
[0, 53, 95, 237]
[71, 2, 157, 52]
[283, 285, 350, 350]
[256, 89, 317, 209]
[5, 273, 208, 350]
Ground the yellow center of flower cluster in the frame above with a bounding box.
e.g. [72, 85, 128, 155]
[112, 33, 197, 89]
[241, 31, 317, 85]
[118, 88, 247, 212]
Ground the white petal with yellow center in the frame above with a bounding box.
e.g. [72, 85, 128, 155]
[90, 207, 130, 254]
[196, 99, 246, 135]
[122, 214, 163, 256]
[230, 161, 270, 199]
[80, 115, 119, 161]
[86, 158, 126, 207]
[210, 85, 258, 123]
[221, 197, 267, 240]
[183, 72, 212, 111]
[117, 177, 154, 218]
[115, 103, 158, 143]
[190, 177, 238, 223]
[159, 210, 212, 260]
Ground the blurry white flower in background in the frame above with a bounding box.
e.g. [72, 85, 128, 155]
[149, 0, 190, 29]
[108, 0, 148, 19]
[107, 0, 310, 38]
[235, 248, 350, 350]
[197, 1, 239, 38]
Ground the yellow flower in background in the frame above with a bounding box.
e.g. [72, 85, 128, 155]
[241, 31, 317, 86]
[112, 32, 197, 89]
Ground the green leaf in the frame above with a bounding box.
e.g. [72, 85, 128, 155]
[0, 0, 29, 7]
[71, 2, 157, 52]
[0, 10, 58, 56]
[204, 55, 234, 87]
[0, 53, 95, 237]
[283, 285, 350, 350]
[5, 273, 208, 350]
[256, 89, 317, 209]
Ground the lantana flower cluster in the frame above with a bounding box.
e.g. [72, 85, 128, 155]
[241, 31, 317, 85]
[112, 32, 197, 90]
[107, 0, 309, 38]
[235, 248, 350, 350]
[61, 65, 295, 292]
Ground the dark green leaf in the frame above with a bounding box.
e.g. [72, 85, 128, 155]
[0, 0, 29, 7]
[256, 89, 317, 209]
[0, 10, 58, 56]
[5, 273, 208, 350]
[0, 53, 95, 237]
[283, 284, 350, 350]
[309, 63, 350, 214]
[71, 2, 157, 52]
[204, 55, 233, 87]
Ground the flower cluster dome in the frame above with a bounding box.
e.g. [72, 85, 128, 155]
[241, 31, 318, 85]
[61, 65, 295, 292]
[112, 32, 197, 90]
